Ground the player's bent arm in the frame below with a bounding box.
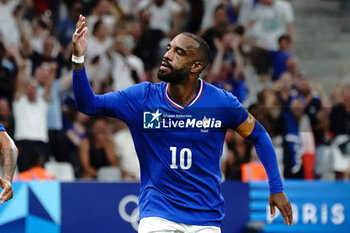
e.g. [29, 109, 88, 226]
[0, 131, 18, 184]
[235, 113, 293, 226]
[236, 115, 283, 194]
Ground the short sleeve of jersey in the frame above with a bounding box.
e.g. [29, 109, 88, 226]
[96, 82, 150, 124]
[0, 123, 5, 131]
[222, 90, 249, 129]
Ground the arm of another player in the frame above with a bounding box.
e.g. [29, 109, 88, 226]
[235, 114, 293, 226]
[0, 130, 18, 204]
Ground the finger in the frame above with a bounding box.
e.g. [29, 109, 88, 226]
[0, 188, 6, 202]
[82, 27, 89, 40]
[269, 203, 275, 218]
[0, 178, 4, 199]
[278, 203, 293, 226]
[285, 203, 293, 225]
[75, 15, 83, 32]
[73, 27, 88, 43]
[75, 20, 86, 36]
[278, 206, 290, 226]
[288, 201, 293, 213]
[75, 16, 86, 35]
[75, 26, 86, 38]
[0, 189, 13, 204]
[76, 14, 83, 27]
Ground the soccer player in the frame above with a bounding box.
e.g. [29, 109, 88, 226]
[0, 123, 18, 204]
[72, 15, 293, 232]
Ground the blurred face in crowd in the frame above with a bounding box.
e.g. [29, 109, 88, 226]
[0, 98, 10, 121]
[127, 21, 142, 41]
[92, 119, 109, 138]
[158, 34, 202, 83]
[290, 98, 305, 120]
[286, 57, 299, 74]
[94, 0, 113, 15]
[69, 2, 83, 21]
[43, 36, 57, 58]
[25, 80, 37, 102]
[34, 63, 51, 86]
[139, 9, 151, 24]
[222, 33, 234, 50]
[114, 34, 135, 56]
[93, 20, 109, 40]
[298, 78, 311, 96]
[214, 6, 227, 25]
[279, 38, 292, 51]
[277, 72, 293, 92]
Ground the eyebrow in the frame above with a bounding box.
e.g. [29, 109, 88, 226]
[167, 44, 187, 55]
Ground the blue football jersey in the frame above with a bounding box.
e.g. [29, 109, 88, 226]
[0, 123, 5, 131]
[91, 79, 251, 226]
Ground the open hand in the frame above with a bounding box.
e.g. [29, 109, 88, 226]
[72, 14, 89, 57]
[269, 192, 293, 226]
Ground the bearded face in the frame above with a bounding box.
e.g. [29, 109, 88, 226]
[158, 60, 192, 84]
[157, 33, 204, 84]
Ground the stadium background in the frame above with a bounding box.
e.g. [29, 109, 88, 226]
[1, 0, 350, 232]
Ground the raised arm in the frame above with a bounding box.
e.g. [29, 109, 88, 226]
[231, 35, 244, 79]
[71, 15, 147, 123]
[206, 38, 224, 83]
[0, 130, 18, 204]
[71, 15, 102, 115]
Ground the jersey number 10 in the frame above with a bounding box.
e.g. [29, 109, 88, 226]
[170, 147, 192, 170]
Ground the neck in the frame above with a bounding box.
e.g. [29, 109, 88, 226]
[167, 77, 200, 107]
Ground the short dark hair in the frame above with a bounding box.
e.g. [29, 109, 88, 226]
[278, 34, 292, 43]
[181, 32, 211, 70]
[214, 3, 226, 14]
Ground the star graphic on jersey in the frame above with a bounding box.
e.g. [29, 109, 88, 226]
[151, 110, 162, 122]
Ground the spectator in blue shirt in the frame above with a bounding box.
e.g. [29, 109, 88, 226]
[270, 34, 293, 81]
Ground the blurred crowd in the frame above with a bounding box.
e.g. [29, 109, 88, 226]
[0, 0, 349, 182]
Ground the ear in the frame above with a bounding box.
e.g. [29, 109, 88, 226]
[190, 61, 204, 74]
